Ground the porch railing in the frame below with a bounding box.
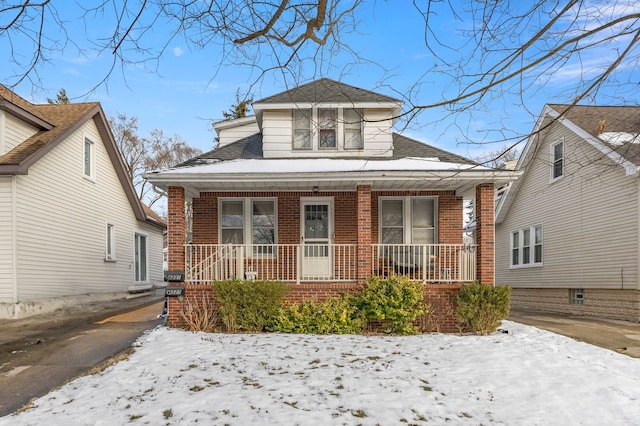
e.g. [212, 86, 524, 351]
[184, 243, 476, 284]
[372, 244, 477, 284]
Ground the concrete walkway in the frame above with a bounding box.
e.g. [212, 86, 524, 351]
[509, 308, 640, 358]
[0, 294, 164, 416]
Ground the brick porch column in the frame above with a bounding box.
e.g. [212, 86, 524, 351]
[475, 183, 495, 285]
[167, 186, 185, 327]
[356, 184, 372, 286]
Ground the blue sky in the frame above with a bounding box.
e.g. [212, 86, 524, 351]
[2, 1, 637, 160]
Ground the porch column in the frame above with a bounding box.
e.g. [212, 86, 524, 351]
[168, 186, 186, 273]
[475, 183, 495, 285]
[357, 184, 372, 286]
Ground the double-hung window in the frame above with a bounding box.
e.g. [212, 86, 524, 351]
[511, 225, 542, 267]
[292, 108, 364, 151]
[84, 137, 95, 179]
[380, 197, 437, 244]
[344, 108, 363, 149]
[220, 198, 277, 255]
[134, 232, 148, 282]
[293, 110, 311, 150]
[105, 223, 116, 261]
[551, 139, 564, 181]
[318, 108, 337, 149]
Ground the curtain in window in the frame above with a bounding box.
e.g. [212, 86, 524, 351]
[293, 110, 311, 149]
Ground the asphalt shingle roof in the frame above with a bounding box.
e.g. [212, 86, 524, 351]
[178, 132, 478, 167]
[548, 104, 640, 167]
[254, 78, 402, 105]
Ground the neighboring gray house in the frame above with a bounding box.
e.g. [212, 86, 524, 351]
[496, 104, 640, 322]
[0, 85, 166, 318]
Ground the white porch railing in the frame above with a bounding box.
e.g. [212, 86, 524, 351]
[184, 243, 477, 284]
[372, 244, 477, 283]
[185, 244, 358, 284]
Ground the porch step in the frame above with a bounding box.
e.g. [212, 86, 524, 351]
[128, 284, 154, 294]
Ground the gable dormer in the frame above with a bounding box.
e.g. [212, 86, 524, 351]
[252, 79, 403, 158]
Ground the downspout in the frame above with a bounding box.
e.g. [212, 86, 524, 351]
[11, 175, 17, 304]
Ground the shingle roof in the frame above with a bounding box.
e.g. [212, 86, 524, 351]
[254, 78, 402, 105]
[0, 102, 99, 166]
[548, 104, 640, 166]
[178, 132, 478, 166]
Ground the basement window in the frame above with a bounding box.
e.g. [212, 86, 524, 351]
[570, 288, 584, 305]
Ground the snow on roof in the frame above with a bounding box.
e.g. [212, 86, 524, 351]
[155, 157, 489, 175]
[597, 132, 640, 146]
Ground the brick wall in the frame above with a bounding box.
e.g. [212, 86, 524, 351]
[167, 282, 463, 333]
[511, 288, 640, 322]
[475, 183, 495, 285]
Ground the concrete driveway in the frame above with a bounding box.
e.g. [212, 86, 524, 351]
[0, 294, 164, 417]
[509, 308, 640, 358]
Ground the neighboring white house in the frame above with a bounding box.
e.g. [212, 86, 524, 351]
[495, 104, 640, 322]
[0, 85, 166, 318]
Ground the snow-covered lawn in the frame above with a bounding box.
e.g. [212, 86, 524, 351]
[2, 321, 640, 425]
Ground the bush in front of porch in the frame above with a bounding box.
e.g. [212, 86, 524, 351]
[455, 283, 511, 335]
[268, 295, 364, 334]
[213, 279, 289, 332]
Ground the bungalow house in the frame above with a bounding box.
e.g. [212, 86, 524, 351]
[0, 85, 166, 318]
[495, 104, 640, 322]
[145, 78, 518, 330]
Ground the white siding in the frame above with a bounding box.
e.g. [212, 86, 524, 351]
[2, 111, 40, 155]
[217, 121, 259, 146]
[496, 122, 639, 290]
[13, 119, 164, 301]
[0, 177, 15, 302]
[262, 108, 394, 158]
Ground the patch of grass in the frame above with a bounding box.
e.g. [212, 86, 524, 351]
[190, 385, 205, 392]
[284, 401, 298, 409]
[163, 409, 173, 419]
[129, 414, 143, 421]
[351, 409, 367, 418]
[86, 348, 135, 376]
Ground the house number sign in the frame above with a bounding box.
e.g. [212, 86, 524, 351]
[165, 286, 185, 297]
[165, 271, 184, 282]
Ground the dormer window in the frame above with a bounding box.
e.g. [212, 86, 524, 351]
[318, 109, 337, 149]
[292, 108, 364, 151]
[293, 109, 311, 150]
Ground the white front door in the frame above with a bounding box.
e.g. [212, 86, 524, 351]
[301, 199, 333, 279]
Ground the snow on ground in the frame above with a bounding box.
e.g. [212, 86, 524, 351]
[2, 321, 640, 425]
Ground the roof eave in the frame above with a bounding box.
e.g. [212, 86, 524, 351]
[0, 98, 53, 130]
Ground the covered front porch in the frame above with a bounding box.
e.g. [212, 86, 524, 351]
[185, 243, 477, 284]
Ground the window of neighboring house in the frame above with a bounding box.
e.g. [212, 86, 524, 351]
[84, 137, 95, 179]
[570, 288, 584, 305]
[379, 197, 437, 244]
[220, 198, 277, 255]
[511, 225, 543, 267]
[318, 108, 337, 149]
[105, 223, 116, 261]
[293, 109, 311, 150]
[551, 139, 564, 181]
[344, 108, 363, 149]
[134, 232, 148, 282]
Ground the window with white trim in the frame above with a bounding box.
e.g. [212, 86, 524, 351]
[291, 108, 364, 151]
[84, 137, 95, 179]
[105, 223, 116, 261]
[551, 139, 564, 180]
[220, 198, 276, 255]
[293, 109, 311, 150]
[379, 197, 437, 244]
[511, 225, 542, 267]
[134, 232, 148, 282]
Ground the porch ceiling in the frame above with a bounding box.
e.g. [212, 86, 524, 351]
[147, 169, 520, 199]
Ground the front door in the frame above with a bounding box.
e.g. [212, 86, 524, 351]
[301, 199, 333, 279]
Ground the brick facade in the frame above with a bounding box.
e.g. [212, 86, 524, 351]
[475, 183, 495, 285]
[165, 186, 488, 332]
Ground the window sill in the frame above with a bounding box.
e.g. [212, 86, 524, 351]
[104, 258, 117, 263]
[509, 263, 543, 269]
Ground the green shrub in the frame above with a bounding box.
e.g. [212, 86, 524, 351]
[213, 279, 289, 332]
[357, 275, 426, 334]
[269, 295, 364, 334]
[455, 283, 511, 335]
